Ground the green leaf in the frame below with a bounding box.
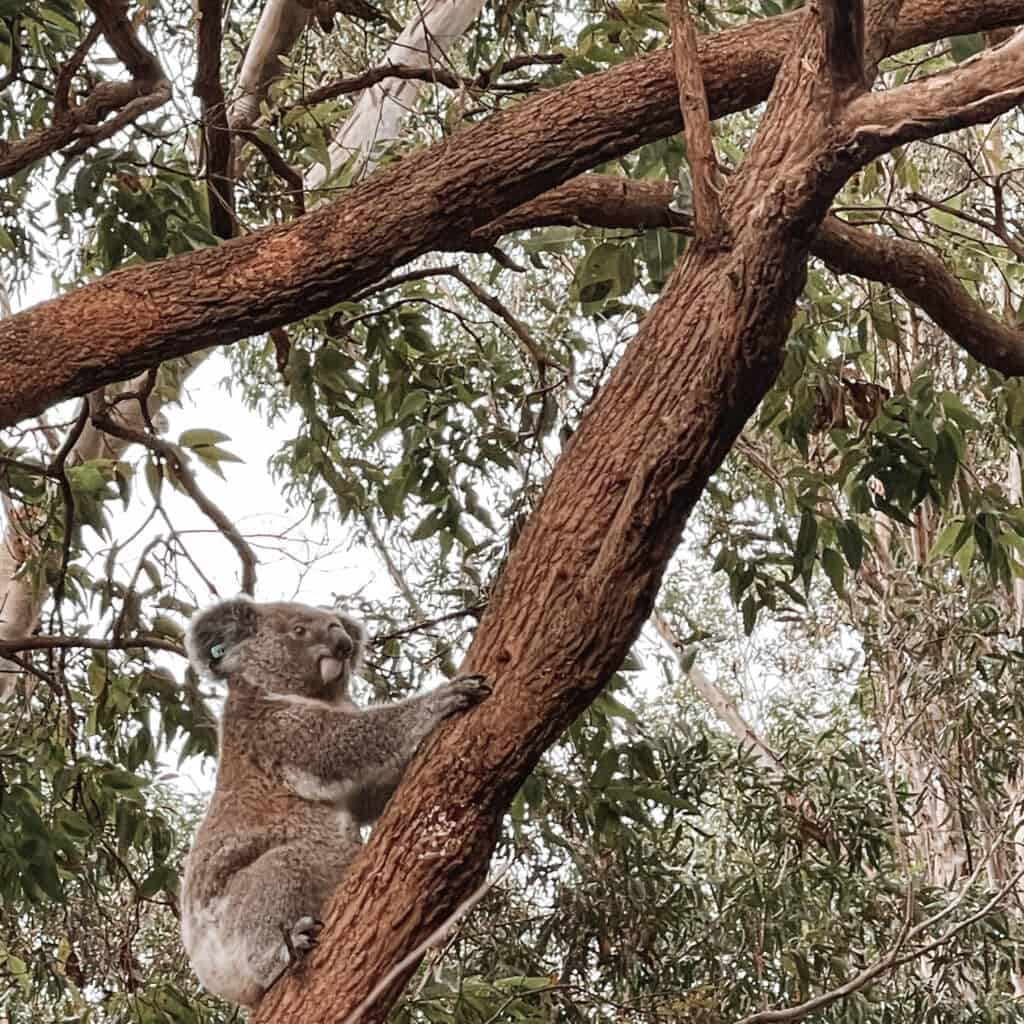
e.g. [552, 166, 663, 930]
[396, 391, 429, 424]
[929, 518, 967, 563]
[794, 509, 818, 569]
[955, 535, 976, 581]
[835, 519, 864, 570]
[949, 33, 985, 62]
[100, 769, 149, 792]
[821, 547, 846, 597]
[179, 428, 232, 448]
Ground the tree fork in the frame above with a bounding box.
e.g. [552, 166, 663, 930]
[2, 0, 1023, 427]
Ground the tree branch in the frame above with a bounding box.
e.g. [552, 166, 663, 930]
[819, 0, 867, 94]
[193, 0, 235, 240]
[666, 0, 723, 240]
[2, 0, 1024, 424]
[0, 0, 171, 178]
[846, 28, 1024, 156]
[472, 173, 1024, 377]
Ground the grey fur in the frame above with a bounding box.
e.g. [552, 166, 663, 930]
[179, 598, 489, 1008]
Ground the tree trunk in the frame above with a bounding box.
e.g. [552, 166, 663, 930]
[2, 0, 1022, 427]
[254, 7, 1024, 1019]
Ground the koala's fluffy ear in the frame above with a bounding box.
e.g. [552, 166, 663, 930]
[186, 597, 259, 679]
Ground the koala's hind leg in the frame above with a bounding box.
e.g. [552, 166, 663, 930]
[226, 844, 354, 1002]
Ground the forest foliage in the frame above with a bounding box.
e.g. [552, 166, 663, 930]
[1, 0, 1024, 1021]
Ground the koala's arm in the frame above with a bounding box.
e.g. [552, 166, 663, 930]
[262, 676, 487, 823]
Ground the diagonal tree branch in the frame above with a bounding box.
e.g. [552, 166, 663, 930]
[846, 28, 1024, 154]
[2, 0, 1024, 426]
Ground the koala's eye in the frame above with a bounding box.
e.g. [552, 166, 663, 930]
[291, 625, 307, 637]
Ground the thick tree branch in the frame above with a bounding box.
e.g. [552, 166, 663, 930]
[820, 0, 867, 94]
[865, 0, 910, 73]
[472, 174, 1024, 377]
[811, 215, 1024, 375]
[2, 0, 1024, 426]
[666, 0, 723, 239]
[846, 28, 1024, 155]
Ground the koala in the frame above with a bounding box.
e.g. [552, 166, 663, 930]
[179, 596, 489, 1008]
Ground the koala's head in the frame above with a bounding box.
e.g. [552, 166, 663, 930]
[186, 596, 367, 702]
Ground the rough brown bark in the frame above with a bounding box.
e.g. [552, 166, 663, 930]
[253, 9, 1024, 1024]
[2, 0, 1023, 428]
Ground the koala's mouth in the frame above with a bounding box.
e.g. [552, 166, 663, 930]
[318, 656, 347, 685]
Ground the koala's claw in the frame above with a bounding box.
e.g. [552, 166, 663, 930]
[287, 916, 322, 960]
[453, 672, 491, 693]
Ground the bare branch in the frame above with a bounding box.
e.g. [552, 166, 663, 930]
[54, 21, 102, 113]
[846, 29, 1024, 156]
[277, 53, 564, 119]
[666, 0, 723, 240]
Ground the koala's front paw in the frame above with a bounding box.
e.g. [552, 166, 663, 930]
[432, 673, 491, 718]
[285, 916, 322, 962]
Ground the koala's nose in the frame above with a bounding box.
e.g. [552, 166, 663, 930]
[329, 621, 354, 655]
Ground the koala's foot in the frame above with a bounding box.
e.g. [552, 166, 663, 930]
[283, 916, 322, 964]
[433, 673, 492, 718]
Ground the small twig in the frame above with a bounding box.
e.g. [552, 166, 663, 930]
[340, 865, 509, 1024]
[349, 264, 560, 375]
[237, 128, 305, 215]
[373, 603, 486, 645]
